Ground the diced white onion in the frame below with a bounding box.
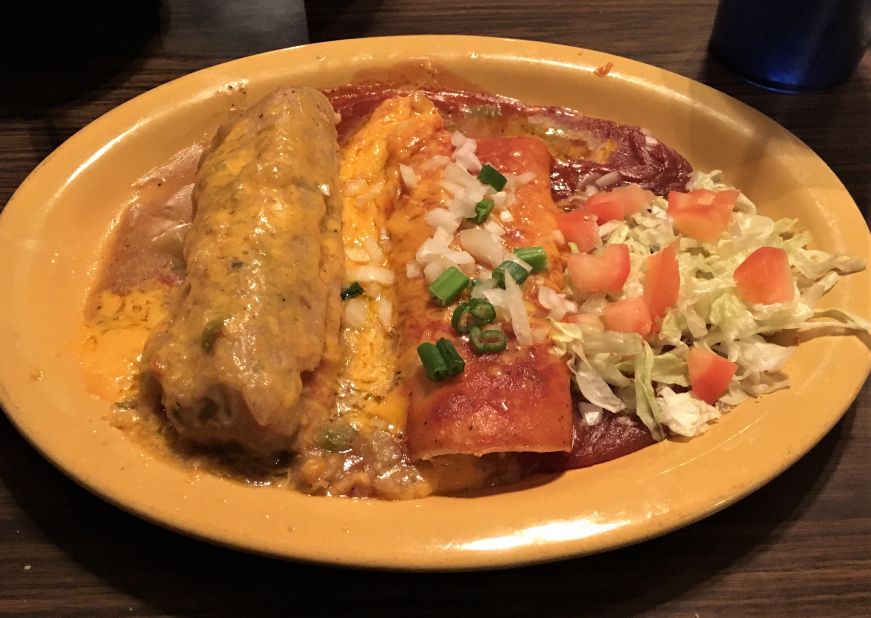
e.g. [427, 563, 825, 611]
[450, 130, 468, 147]
[376, 298, 393, 331]
[432, 227, 453, 246]
[552, 229, 566, 245]
[344, 247, 370, 263]
[423, 257, 455, 283]
[406, 261, 422, 279]
[516, 171, 536, 184]
[361, 179, 385, 200]
[576, 171, 601, 187]
[482, 288, 510, 315]
[644, 135, 659, 148]
[342, 298, 368, 329]
[347, 265, 395, 286]
[595, 171, 621, 188]
[424, 208, 462, 234]
[483, 220, 507, 237]
[443, 161, 477, 187]
[504, 274, 533, 346]
[363, 236, 384, 263]
[584, 185, 600, 196]
[499, 209, 514, 223]
[399, 164, 418, 189]
[458, 228, 505, 268]
[537, 285, 578, 321]
[421, 155, 449, 171]
[416, 237, 449, 265]
[579, 402, 604, 426]
[344, 178, 368, 196]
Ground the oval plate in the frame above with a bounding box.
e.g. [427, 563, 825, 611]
[1, 36, 869, 570]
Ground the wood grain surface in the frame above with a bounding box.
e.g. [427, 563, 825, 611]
[1, 1, 869, 615]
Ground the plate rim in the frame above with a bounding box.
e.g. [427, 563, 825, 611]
[1, 35, 869, 571]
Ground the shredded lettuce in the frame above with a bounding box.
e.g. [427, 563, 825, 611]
[550, 169, 868, 441]
[656, 387, 721, 437]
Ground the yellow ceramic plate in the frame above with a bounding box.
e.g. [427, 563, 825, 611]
[1, 36, 869, 570]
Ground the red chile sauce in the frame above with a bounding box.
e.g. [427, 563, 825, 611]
[328, 83, 684, 469]
[327, 83, 692, 200]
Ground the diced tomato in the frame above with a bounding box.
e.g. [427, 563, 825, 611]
[582, 192, 624, 223]
[733, 247, 794, 304]
[557, 210, 600, 252]
[611, 184, 655, 217]
[687, 347, 738, 404]
[602, 297, 652, 336]
[582, 184, 655, 223]
[565, 313, 605, 330]
[667, 188, 739, 242]
[567, 244, 630, 295]
[643, 243, 680, 323]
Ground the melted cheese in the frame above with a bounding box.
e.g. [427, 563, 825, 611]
[80, 283, 171, 403]
[335, 96, 441, 432]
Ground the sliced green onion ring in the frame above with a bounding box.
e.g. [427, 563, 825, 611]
[417, 342, 448, 381]
[451, 298, 497, 334]
[468, 298, 496, 324]
[469, 325, 508, 354]
[492, 260, 530, 288]
[436, 338, 466, 376]
[467, 199, 495, 225]
[477, 164, 507, 191]
[341, 281, 364, 300]
[428, 266, 470, 306]
[513, 246, 548, 273]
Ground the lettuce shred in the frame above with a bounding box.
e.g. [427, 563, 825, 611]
[552, 170, 868, 440]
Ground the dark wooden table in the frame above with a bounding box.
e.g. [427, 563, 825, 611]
[1, 1, 869, 615]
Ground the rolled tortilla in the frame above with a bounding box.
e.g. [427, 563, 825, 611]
[140, 87, 343, 457]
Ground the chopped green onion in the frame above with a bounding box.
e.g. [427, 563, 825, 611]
[417, 342, 449, 381]
[513, 246, 548, 273]
[316, 423, 358, 452]
[469, 326, 508, 354]
[468, 298, 496, 324]
[451, 302, 471, 333]
[492, 260, 530, 288]
[201, 318, 226, 353]
[436, 338, 465, 376]
[427, 267, 470, 306]
[568, 242, 579, 254]
[341, 281, 364, 300]
[451, 298, 496, 334]
[477, 164, 507, 191]
[467, 199, 495, 225]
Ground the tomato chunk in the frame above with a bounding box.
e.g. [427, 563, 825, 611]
[557, 210, 600, 252]
[668, 189, 739, 242]
[582, 184, 655, 223]
[687, 347, 738, 404]
[602, 297, 652, 336]
[582, 192, 624, 223]
[733, 247, 794, 304]
[643, 243, 680, 323]
[567, 244, 630, 295]
[611, 184, 655, 217]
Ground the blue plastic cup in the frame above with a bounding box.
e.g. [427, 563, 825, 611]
[709, 0, 870, 91]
